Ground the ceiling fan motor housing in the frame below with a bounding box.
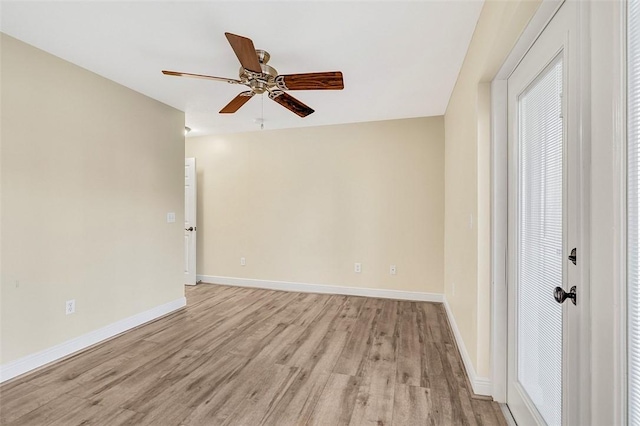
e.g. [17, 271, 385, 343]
[239, 50, 277, 94]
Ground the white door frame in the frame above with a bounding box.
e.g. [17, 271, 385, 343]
[612, 2, 627, 422]
[589, 0, 626, 423]
[490, 0, 591, 423]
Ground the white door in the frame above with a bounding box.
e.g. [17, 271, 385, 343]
[507, 2, 581, 425]
[185, 157, 197, 285]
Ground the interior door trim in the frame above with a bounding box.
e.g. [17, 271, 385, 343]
[490, 0, 565, 405]
[491, 2, 592, 425]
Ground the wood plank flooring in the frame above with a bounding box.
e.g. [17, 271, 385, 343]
[0, 284, 506, 425]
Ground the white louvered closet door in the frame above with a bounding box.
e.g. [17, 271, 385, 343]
[629, 0, 640, 423]
[507, 2, 581, 425]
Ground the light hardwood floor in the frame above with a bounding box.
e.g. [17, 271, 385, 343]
[0, 284, 506, 425]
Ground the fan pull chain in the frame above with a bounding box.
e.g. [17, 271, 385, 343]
[261, 94, 264, 130]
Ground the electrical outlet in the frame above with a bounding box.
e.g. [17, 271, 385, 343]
[390, 265, 397, 275]
[240, 257, 246, 266]
[66, 299, 76, 315]
[354, 263, 362, 273]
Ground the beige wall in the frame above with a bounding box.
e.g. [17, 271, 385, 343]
[0, 34, 185, 365]
[186, 117, 444, 293]
[443, 0, 540, 378]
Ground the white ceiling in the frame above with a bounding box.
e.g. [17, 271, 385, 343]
[0, 1, 483, 136]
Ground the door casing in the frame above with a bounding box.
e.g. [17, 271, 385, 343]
[490, 0, 591, 424]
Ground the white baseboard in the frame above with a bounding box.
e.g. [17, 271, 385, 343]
[0, 297, 186, 383]
[196, 275, 444, 303]
[442, 296, 493, 396]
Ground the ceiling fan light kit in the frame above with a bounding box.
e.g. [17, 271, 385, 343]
[162, 32, 344, 118]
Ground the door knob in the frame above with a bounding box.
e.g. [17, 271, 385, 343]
[554, 286, 576, 305]
[185, 227, 194, 231]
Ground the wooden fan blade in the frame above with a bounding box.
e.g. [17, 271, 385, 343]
[220, 91, 255, 114]
[225, 32, 262, 74]
[268, 91, 314, 117]
[162, 70, 241, 84]
[275, 72, 344, 91]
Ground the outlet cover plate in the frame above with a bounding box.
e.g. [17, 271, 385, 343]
[66, 299, 76, 315]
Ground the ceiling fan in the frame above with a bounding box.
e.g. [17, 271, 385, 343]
[162, 32, 344, 118]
